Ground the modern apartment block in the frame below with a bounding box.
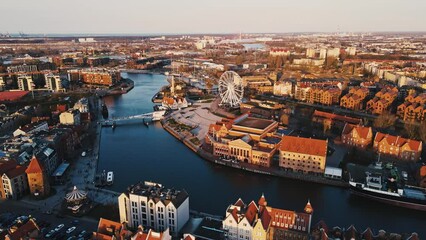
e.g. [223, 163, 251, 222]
[17, 75, 34, 91]
[118, 181, 189, 235]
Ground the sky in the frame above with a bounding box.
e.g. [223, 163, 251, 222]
[0, 0, 425, 34]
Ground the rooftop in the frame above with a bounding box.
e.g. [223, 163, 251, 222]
[280, 136, 327, 157]
[126, 181, 189, 208]
[233, 117, 275, 130]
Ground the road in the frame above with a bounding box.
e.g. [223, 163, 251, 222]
[0, 200, 97, 239]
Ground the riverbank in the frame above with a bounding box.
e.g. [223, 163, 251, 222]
[105, 78, 134, 96]
[160, 115, 348, 188]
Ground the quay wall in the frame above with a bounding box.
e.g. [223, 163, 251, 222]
[160, 117, 349, 188]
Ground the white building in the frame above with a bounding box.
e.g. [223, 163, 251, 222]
[273, 81, 294, 96]
[13, 121, 49, 137]
[306, 48, 316, 58]
[319, 49, 327, 59]
[223, 199, 258, 240]
[118, 181, 189, 236]
[17, 75, 34, 91]
[346, 47, 356, 56]
[59, 109, 81, 125]
[44, 73, 64, 92]
[326, 48, 340, 58]
[0, 76, 5, 91]
[73, 98, 90, 113]
[1, 166, 28, 200]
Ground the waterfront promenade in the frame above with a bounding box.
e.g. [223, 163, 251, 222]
[161, 99, 348, 188]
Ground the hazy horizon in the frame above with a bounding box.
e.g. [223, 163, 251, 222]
[1, 0, 425, 34]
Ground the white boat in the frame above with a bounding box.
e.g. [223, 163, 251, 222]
[106, 171, 114, 185]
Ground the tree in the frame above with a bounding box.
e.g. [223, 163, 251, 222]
[325, 56, 338, 69]
[403, 122, 418, 139]
[419, 123, 426, 143]
[373, 111, 396, 131]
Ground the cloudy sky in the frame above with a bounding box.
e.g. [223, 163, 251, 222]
[0, 0, 424, 34]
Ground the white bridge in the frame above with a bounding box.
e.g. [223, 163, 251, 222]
[101, 110, 166, 124]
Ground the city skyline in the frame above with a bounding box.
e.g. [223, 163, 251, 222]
[1, 0, 425, 34]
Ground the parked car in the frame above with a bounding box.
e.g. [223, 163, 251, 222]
[45, 230, 56, 238]
[54, 224, 65, 231]
[66, 226, 76, 234]
[77, 230, 86, 238]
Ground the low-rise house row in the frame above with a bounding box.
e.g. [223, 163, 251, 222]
[222, 195, 313, 240]
[340, 87, 369, 111]
[373, 133, 422, 161]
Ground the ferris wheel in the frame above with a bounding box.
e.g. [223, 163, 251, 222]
[218, 71, 244, 108]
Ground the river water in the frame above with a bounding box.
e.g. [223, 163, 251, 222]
[98, 73, 424, 235]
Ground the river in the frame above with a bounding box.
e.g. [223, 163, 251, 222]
[98, 73, 424, 235]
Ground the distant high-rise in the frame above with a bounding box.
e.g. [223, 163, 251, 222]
[44, 73, 64, 92]
[346, 46, 356, 56]
[326, 48, 340, 58]
[306, 48, 316, 58]
[319, 49, 327, 59]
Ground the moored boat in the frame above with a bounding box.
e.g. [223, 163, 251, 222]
[349, 172, 426, 211]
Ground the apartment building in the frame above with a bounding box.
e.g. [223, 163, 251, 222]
[279, 136, 328, 174]
[373, 133, 422, 161]
[118, 181, 189, 235]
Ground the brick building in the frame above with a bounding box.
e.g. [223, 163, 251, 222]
[373, 133, 422, 161]
[341, 124, 373, 148]
[26, 156, 50, 198]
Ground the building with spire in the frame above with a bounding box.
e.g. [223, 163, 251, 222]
[222, 195, 313, 240]
[25, 156, 50, 198]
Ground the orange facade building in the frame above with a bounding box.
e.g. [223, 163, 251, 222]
[341, 124, 373, 148]
[340, 87, 369, 110]
[306, 87, 341, 106]
[26, 156, 50, 198]
[373, 133, 422, 161]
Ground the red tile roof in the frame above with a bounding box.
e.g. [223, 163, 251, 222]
[245, 201, 258, 225]
[25, 156, 44, 174]
[0, 91, 29, 102]
[97, 218, 122, 236]
[313, 110, 362, 125]
[0, 160, 18, 174]
[342, 124, 371, 140]
[374, 132, 422, 151]
[234, 198, 245, 207]
[7, 218, 39, 240]
[280, 136, 327, 157]
[4, 165, 27, 179]
[258, 194, 267, 206]
[258, 207, 271, 231]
